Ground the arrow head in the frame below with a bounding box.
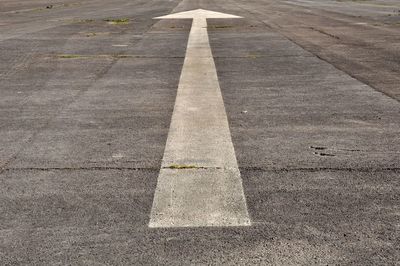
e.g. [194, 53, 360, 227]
[154, 9, 242, 19]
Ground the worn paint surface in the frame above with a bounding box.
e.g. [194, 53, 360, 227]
[149, 10, 250, 228]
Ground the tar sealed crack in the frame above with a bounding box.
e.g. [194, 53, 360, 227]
[311, 146, 335, 156]
[310, 146, 327, 150]
[55, 54, 136, 59]
[310, 146, 362, 153]
[163, 165, 223, 170]
[309, 27, 340, 39]
[2, 166, 159, 172]
[239, 167, 400, 172]
[166, 164, 198, 169]
[314, 152, 336, 157]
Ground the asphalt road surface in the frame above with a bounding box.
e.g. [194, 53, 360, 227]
[1, 0, 399, 265]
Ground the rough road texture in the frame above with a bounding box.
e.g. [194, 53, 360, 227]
[235, 0, 400, 101]
[1, 0, 399, 265]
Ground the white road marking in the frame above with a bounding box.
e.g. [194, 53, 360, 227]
[149, 9, 251, 228]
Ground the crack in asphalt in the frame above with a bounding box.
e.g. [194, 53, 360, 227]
[239, 167, 400, 172]
[2, 166, 399, 172]
[0, 5, 177, 175]
[1, 166, 159, 171]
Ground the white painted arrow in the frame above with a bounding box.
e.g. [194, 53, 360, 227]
[149, 9, 250, 228]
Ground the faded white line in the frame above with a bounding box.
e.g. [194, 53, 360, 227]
[149, 9, 251, 228]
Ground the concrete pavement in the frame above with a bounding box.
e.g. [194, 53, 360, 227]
[1, 0, 399, 265]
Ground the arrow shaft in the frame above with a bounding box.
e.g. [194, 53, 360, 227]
[164, 17, 237, 167]
[149, 17, 250, 228]
[187, 18, 210, 57]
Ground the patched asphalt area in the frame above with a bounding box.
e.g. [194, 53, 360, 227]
[1, 0, 400, 265]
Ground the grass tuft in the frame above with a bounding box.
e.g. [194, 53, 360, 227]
[208, 25, 233, 29]
[104, 18, 130, 25]
[57, 54, 88, 59]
